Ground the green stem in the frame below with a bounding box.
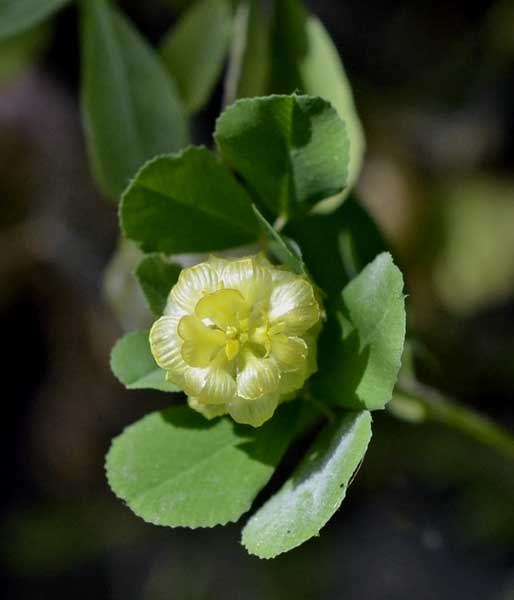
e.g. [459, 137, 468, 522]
[394, 380, 514, 461]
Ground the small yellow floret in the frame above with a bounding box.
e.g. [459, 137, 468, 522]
[149, 254, 321, 427]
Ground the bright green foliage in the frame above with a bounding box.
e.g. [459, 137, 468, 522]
[106, 403, 298, 527]
[80, 0, 188, 200]
[268, 0, 364, 207]
[252, 205, 306, 276]
[224, 0, 271, 103]
[299, 16, 365, 207]
[215, 95, 349, 218]
[121, 146, 260, 254]
[110, 330, 180, 392]
[315, 253, 406, 410]
[284, 196, 387, 301]
[242, 410, 372, 558]
[135, 254, 181, 316]
[161, 0, 233, 114]
[0, 0, 70, 40]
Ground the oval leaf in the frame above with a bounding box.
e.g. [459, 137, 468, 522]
[80, 0, 188, 199]
[0, 0, 70, 41]
[110, 330, 180, 392]
[242, 410, 372, 558]
[215, 94, 349, 218]
[121, 146, 260, 254]
[314, 252, 406, 410]
[161, 0, 233, 114]
[106, 403, 299, 528]
[135, 254, 181, 316]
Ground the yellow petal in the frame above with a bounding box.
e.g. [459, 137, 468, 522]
[178, 315, 225, 368]
[279, 364, 307, 394]
[195, 288, 248, 329]
[188, 397, 227, 419]
[269, 279, 320, 335]
[149, 315, 187, 384]
[220, 257, 272, 305]
[227, 393, 279, 427]
[225, 338, 240, 361]
[171, 263, 219, 313]
[183, 366, 209, 396]
[271, 334, 307, 372]
[237, 352, 280, 399]
[198, 367, 236, 404]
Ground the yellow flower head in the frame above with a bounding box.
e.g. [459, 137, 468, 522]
[149, 254, 321, 427]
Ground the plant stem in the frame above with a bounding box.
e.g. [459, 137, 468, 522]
[394, 379, 514, 461]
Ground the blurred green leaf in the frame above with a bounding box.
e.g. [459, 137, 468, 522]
[106, 403, 298, 527]
[0, 23, 51, 84]
[121, 146, 260, 253]
[432, 176, 514, 315]
[135, 254, 181, 316]
[315, 252, 406, 410]
[252, 205, 306, 275]
[242, 410, 372, 558]
[111, 330, 180, 392]
[80, 0, 188, 200]
[161, 0, 233, 114]
[0, 0, 70, 40]
[224, 0, 270, 104]
[215, 94, 349, 218]
[103, 239, 151, 331]
[284, 196, 387, 302]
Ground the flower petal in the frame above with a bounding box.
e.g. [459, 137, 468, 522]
[188, 397, 227, 419]
[220, 257, 272, 305]
[268, 279, 320, 335]
[171, 263, 219, 313]
[195, 288, 248, 330]
[178, 315, 225, 368]
[183, 366, 209, 396]
[271, 334, 307, 372]
[198, 367, 236, 404]
[279, 364, 307, 394]
[227, 393, 279, 427]
[149, 315, 187, 384]
[237, 352, 280, 399]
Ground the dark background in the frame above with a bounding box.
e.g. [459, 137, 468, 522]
[1, 0, 513, 598]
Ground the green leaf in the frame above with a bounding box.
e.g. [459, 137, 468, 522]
[314, 252, 406, 410]
[284, 195, 387, 302]
[242, 410, 372, 558]
[135, 254, 181, 316]
[299, 16, 365, 210]
[215, 94, 349, 218]
[110, 330, 180, 392]
[106, 402, 299, 528]
[224, 0, 271, 104]
[80, 0, 188, 200]
[252, 205, 305, 275]
[0, 0, 70, 40]
[268, 0, 364, 210]
[0, 23, 51, 85]
[161, 0, 233, 114]
[121, 146, 260, 254]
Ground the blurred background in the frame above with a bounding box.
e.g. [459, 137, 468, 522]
[1, 0, 513, 598]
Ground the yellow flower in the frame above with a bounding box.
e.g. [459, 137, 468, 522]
[149, 254, 321, 427]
